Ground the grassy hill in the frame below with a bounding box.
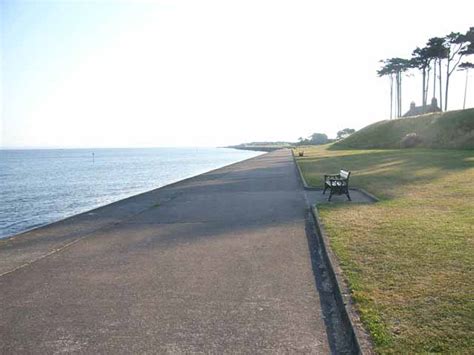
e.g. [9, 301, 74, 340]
[332, 108, 474, 150]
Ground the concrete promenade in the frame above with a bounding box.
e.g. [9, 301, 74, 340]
[0, 150, 335, 353]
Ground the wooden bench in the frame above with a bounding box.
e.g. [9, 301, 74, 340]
[323, 169, 351, 201]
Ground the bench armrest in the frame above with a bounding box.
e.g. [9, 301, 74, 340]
[324, 174, 340, 180]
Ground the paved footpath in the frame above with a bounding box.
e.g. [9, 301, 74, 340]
[0, 150, 333, 353]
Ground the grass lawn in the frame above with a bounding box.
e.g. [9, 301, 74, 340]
[295, 145, 474, 354]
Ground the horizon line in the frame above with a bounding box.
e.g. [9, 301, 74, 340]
[0, 145, 233, 150]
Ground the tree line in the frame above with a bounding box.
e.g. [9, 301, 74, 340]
[297, 128, 355, 145]
[378, 27, 473, 118]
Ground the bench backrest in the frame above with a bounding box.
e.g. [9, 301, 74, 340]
[340, 170, 351, 180]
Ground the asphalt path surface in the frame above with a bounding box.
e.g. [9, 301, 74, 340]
[1, 149, 338, 353]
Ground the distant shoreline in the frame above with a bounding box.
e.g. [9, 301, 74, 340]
[227, 146, 282, 152]
[225, 143, 293, 152]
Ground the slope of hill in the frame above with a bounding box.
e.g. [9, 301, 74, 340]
[332, 108, 474, 150]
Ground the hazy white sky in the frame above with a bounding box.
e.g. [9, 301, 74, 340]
[1, 0, 473, 148]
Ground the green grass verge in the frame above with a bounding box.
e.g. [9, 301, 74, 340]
[295, 145, 474, 353]
[332, 108, 474, 150]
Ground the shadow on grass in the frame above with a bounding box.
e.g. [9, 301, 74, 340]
[297, 149, 474, 200]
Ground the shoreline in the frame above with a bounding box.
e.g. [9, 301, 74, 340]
[1, 149, 269, 242]
[225, 145, 291, 152]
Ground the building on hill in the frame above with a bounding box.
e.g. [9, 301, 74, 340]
[403, 97, 441, 117]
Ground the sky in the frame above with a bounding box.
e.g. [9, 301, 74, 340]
[1, 0, 473, 148]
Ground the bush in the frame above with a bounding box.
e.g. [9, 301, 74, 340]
[400, 133, 422, 148]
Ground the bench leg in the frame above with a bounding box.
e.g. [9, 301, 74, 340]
[323, 186, 327, 194]
[328, 191, 333, 201]
[346, 189, 351, 201]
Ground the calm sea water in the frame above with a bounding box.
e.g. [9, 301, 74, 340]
[0, 147, 263, 239]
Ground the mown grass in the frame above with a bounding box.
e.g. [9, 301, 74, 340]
[295, 145, 474, 354]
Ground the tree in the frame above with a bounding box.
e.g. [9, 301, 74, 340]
[459, 28, 474, 110]
[443, 32, 470, 110]
[296, 137, 309, 146]
[426, 37, 448, 109]
[411, 46, 432, 107]
[461, 27, 474, 56]
[378, 58, 411, 118]
[337, 128, 356, 140]
[459, 62, 474, 109]
[377, 60, 395, 119]
[308, 133, 328, 145]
